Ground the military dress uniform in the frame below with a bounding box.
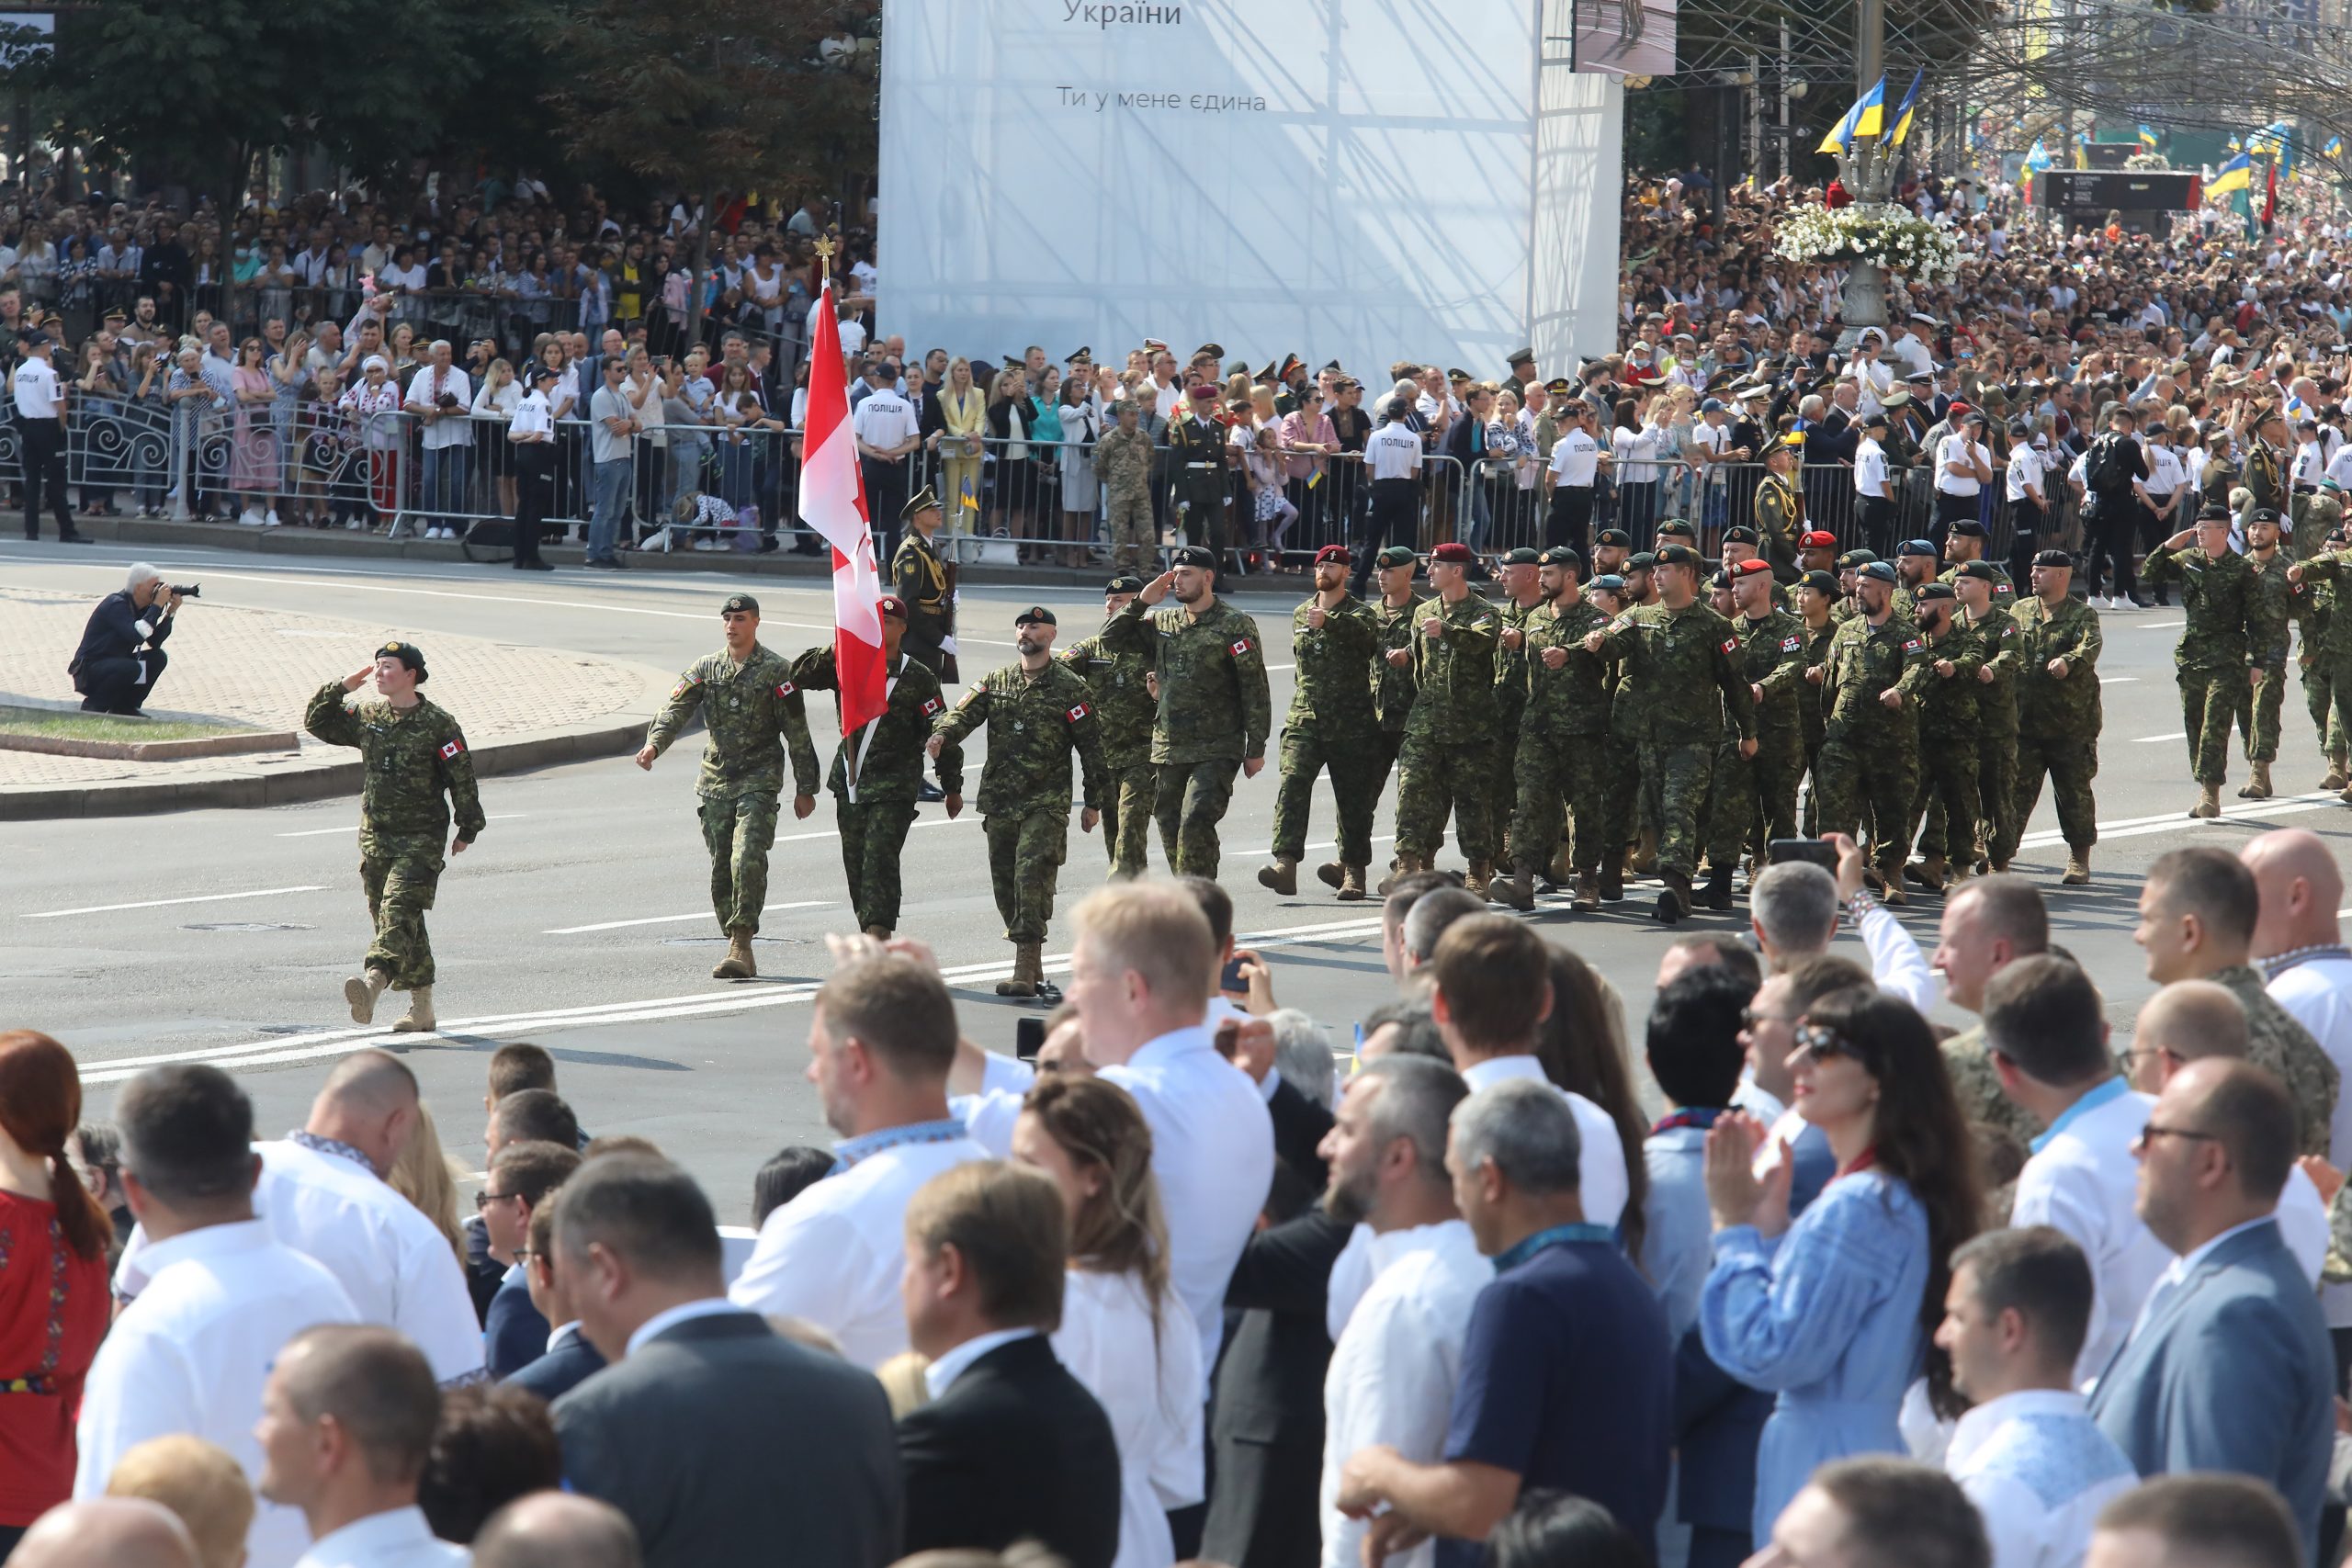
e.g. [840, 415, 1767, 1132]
[1058, 622, 1158, 875]
[1265, 583, 1382, 898]
[645, 641, 822, 974]
[1754, 469, 1804, 582]
[1705, 595, 1806, 899]
[1166, 407, 1233, 557]
[304, 645, 485, 1033]
[1391, 590, 1504, 890]
[1817, 605, 1933, 893]
[2010, 582, 2103, 880]
[794, 645, 958, 938]
[2245, 439, 2288, 531]
[1587, 588, 1756, 918]
[1092, 420, 1159, 573]
[1496, 591, 1611, 908]
[1101, 571, 1272, 880]
[2141, 536, 2258, 809]
[930, 653, 1109, 997]
[891, 523, 955, 676]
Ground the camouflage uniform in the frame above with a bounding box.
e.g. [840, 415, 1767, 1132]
[1395, 592, 1504, 866]
[1092, 423, 1158, 573]
[930, 660, 1109, 943]
[2141, 541, 2257, 786]
[792, 649, 958, 934]
[2211, 964, 2341, 1157]
[1816, 613, 1932, 882]
[1370, 592, 1427, 791]
[1272, 593, 1383, 871]
[2233, 546, 2296, 766]
[1102, 593, 1272, 879]
[1905, 610, 1987, 870]
[1706, 606, 1806, 874]
[1797, 615, 1838, 835]
[2010, 594, 2103, 852]
[891, 530, 954, 676]
[2293, 552, 2352, 773]
[644, 645, 822, 935]
[1588, 601, 1757, 883]
[1487, 594, 1545, 855]
[1597, 637, 1642, 867]
[304, 682, 485, 991]
[1968, 606, 2025, 865]
[1509, 596, 1612, 876]
[1940, 1021, 2042, 1179]
[1936, 559, 2018, 610]
[2296, 487, 2344, 570]
[1059, 630, 1157, 875]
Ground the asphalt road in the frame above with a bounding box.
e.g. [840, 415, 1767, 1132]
[6, 538, 2346, 1224]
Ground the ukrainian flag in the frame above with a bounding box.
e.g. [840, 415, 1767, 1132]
[2206, 152, 2254, 197]
[2138, 125, 2159, 151]
[1888, 71, 1925, 148]
[2327, 136, 2343, 162]
[1819, 77, 1886, 152]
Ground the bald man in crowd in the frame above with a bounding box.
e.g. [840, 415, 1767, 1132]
[472, 1493, 643, 1568]
[12, 1499, 200, 1568]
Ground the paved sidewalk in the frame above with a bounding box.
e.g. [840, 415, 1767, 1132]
[0, 584, 664, 817]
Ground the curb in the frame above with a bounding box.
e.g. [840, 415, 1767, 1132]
[0, 712, 651, 821]
[0, 728, 302, 762]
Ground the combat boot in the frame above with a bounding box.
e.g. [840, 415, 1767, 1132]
[1376, 854, 1418, 897]
[1698, 864, 1735, 910]
[1946, 860, 1973, 892]
[1257, 857, 1299, 896]
[996, 942, 1040, 998]
[1989, 857, 2012, 874]
[1571, 872, 1601, 912]
[1905, 855, 1947, 892]
[390, 987, 435, 1034]
[345, 965, 390, 1025]
[2189, 783, 2222, 819]
[1876, 870, 1908, 908]
[1598, 858, 1624, 903]
[1632, 828, 1659, 876]
[1544, 841, 1574, 888]
[1338, 864, 1368, 902]
[862, 924, 891, 941]
[1492, 864, 1536, 911]
[2062, 849, 2091, 886]
[1317, 861, 1345, 889]
[2239, 761, 2273, 799]
[2325, 757, 2348, 792]
[713, 927, 756, 979]
[1463, 860, 1495, 899]
[1655, 869, 1690, 925]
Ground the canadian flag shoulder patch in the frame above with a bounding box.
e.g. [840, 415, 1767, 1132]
[1229, 637, 1252, 657]
[438, 738, 464, 761]
[775, 682, 796, 697]
[1067, 703, 1091, 722]
[922, 695, 944, 716]
[1781, 636, 1802, 652]
[1720, 637, 1739, 655]
[1903, 638, 1924, 653]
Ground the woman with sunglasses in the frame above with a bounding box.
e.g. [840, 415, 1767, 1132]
[1696, 986, 1981, 1553]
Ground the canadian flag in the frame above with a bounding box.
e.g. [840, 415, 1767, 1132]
[798, 281, 888, 741]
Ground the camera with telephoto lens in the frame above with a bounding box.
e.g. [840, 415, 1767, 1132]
[167, 583, 199, 599]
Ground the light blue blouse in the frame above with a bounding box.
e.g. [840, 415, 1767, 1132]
[1698, 1167, 1929, 1545]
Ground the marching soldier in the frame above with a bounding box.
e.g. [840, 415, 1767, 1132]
[1582, 543, 1756, 923]
[1590, 569, 1644, 901]
[1938, 519, 2015, 606]
[2143, 503, 2261, 818]
[2298, 476, 2346, 574]
[1817, 561, 1932, 904]
[1893, 539, 1938, 624]
[1494, 546, 1611, 911]
[638, 594, 820, 981]
[1092, 400, 1159, 574]
[1058, 575, 1157, 875]
[2285, 521, 2352, 801]
[1368, 545, 1426, 804]
[1708, 558, 1806, 904]
[1954, 562, 2023, 873]
[2232, 507, 2295, 800]
[306, 641, 484, 1036]
[1166, 385, 1232, 561]
[1488, 546, 1548, 861]
[792, 595, 957, 941]
[1261, 545, 1382, 900]
[1755, 433, 1804, 581]
[2011, 549, 2103, 885]
[1392, 541, 1503, 894]
[927, 606, 1108, 1000]
[1901, 583, 1984, 893]
[892, 487, 956, 679]
[1795, 568, 1839, 835]
[1102, 546, 1272, 880]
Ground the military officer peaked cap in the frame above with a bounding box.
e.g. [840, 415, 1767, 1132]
[902, 486, 943, 522]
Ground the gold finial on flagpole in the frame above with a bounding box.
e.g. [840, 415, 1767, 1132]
[813, 233, 837, 263]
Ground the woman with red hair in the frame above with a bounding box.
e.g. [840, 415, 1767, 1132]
[0, 1031, 113, 1555]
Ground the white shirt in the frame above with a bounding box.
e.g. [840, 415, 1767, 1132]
[729, 1130, 992, 1368]
[292, 1506, 469, 1568]
[852, 386, 919, 458]
[1367, 422, 1424, 480]
[1548, 428, 1601, 487]
[2267, 953, 2352, 1325]
[1945, 1389, 2136, 1568]
[77, 1220, 361, 1568]
[1319, 1220, 1492, 1568]
[2324, 446, 2352, 491]
[1937, 434, 1991, 496]
[12, 355, 61, 419]
[117, 1140, 485, 1386]
[1889, 333, 1937, 379]
[2143, 445, 2184, 497]
[2007, 1081, 2172, 1385]
[1459, 1055, 1629, 1228]
[2007, 446, 2047, 503]
[922, 1326, 1040, 1400]
[1854, 437, 1890, 499]
[508, 388, 553, 441]
[2296, 440, 2328, 488]
[1055, 1270, 1205, 1568]
[965, 1026, 1272, 1384]
[403, 363, 474, 450]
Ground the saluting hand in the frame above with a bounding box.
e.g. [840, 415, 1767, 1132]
[1139, 570, 1175, 605]
[342, 662, 375, 694]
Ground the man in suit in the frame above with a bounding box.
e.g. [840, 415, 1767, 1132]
[898, 1162, 1122, 1568]
[507, 1195, 605, 1402]
[2088, 1058, 2335, 1562]
[481, 1141, 582, 1379]
[549, 1155, 902, 1568]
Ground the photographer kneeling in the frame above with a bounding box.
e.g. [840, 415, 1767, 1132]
[70, 562, 186, 715]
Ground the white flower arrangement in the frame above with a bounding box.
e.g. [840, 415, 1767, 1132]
[1771, 202, 1963, 285]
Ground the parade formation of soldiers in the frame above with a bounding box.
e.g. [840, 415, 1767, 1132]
[301, 474, 2352, 1018]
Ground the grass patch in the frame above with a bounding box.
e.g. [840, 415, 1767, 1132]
[0, 705, 265, 743]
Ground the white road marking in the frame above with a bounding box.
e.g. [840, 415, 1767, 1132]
[23, 885, 326, 919]
[2132, 732, 2188, 743]
[2129, 621, 2186, 631]
[277, 814, 526, 838]
[2098, 677, 2139, 685]
[548, 899, 831, 935]
[2018, 791, 2344, 849]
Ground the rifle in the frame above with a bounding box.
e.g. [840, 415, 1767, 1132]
[940, 556, 961, 685]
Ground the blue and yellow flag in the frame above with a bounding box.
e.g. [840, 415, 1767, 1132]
[2326, 136, 2343, 162]
[1888, 71, 1925, 148]
[2138, 125, 2159, 151]
[2206, 152, 2254, 197]
[1819, 77, 1886, 152]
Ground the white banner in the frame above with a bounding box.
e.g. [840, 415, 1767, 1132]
[879, 0, 1617, 382]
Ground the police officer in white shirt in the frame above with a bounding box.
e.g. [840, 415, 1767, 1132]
[1934, 410, 1994, 545]
[1544, 401, 1604, 557]
[1358, 402, 1428, 585]
[507, 367, 559, 571]
[1854, 412, 1895, 557]
[13, 328, 80, 542]
[2005, 423, 2049, 584]
[850, 358, 921, 560]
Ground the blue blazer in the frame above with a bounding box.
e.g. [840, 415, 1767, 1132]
[2087, 1218, 2333, 1564]
[506, 1328, 606, 1403]
[485, 1270, 552, 1379]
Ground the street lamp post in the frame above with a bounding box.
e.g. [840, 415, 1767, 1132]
[1836, 0, 1892, 345]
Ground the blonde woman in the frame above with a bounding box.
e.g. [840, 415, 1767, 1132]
[387, 1100, 467, 1263]
[937, 356, 987, 546]
[471, 356, 522, 518]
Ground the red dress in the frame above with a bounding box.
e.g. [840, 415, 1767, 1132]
[0, 1190, 108, 1527]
